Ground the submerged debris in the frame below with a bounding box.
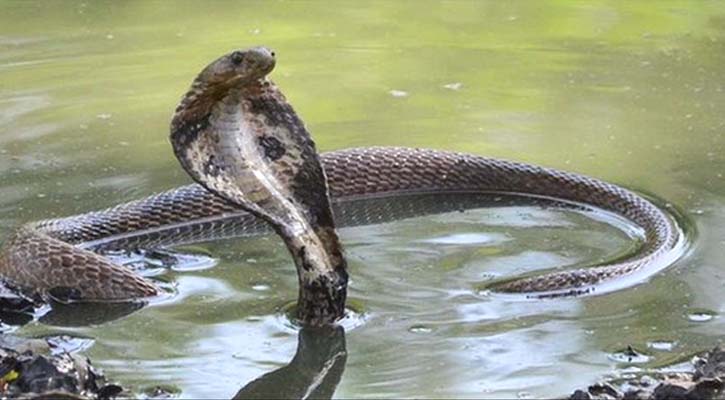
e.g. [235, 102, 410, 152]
[569, 346, 725, 400]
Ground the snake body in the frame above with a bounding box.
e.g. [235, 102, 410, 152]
[0, 47, 681, 325]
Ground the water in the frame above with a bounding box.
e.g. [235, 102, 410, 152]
[1, 1, 725, 398]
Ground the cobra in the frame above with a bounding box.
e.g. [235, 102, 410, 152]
[0, 47, 682, 326]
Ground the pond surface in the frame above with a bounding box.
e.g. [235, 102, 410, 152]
[1, 1, 725, 398]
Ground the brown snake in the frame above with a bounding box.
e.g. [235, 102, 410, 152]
[0, 47, 682, 325]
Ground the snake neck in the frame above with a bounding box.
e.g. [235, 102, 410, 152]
[285, 226, 348, 326]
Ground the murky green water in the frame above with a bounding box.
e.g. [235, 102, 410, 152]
[2, 1, 725, 398]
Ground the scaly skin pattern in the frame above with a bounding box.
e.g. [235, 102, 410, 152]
[0, 47, 681, 325]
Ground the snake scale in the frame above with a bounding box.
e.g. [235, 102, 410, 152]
[0, 47, 681, 325]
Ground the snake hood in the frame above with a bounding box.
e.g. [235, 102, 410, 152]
[170, 47, 349, 326]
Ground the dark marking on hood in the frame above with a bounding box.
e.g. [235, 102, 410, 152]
[258, 135, 286, 161]
[171, 113, 211, 150]
[248, 96, 298, 129]
[203, 154, 224, 177]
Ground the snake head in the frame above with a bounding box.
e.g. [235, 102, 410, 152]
[171, 46, 277, 141]
[198, 46, 276, 89]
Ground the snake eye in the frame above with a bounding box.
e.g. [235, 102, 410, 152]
[230, 51, 244, 65]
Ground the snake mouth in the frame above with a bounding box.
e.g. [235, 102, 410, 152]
[245, 46, 276, 72]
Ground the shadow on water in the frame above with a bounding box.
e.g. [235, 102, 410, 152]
[233, 326, 347, 400]
[38, 301, 145, 327]
[0, 298, 145, 328]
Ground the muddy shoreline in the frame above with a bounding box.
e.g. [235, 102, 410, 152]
[569, 346, 725, 400]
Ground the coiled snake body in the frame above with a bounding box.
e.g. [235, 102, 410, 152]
[0, 47, 681, 325]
